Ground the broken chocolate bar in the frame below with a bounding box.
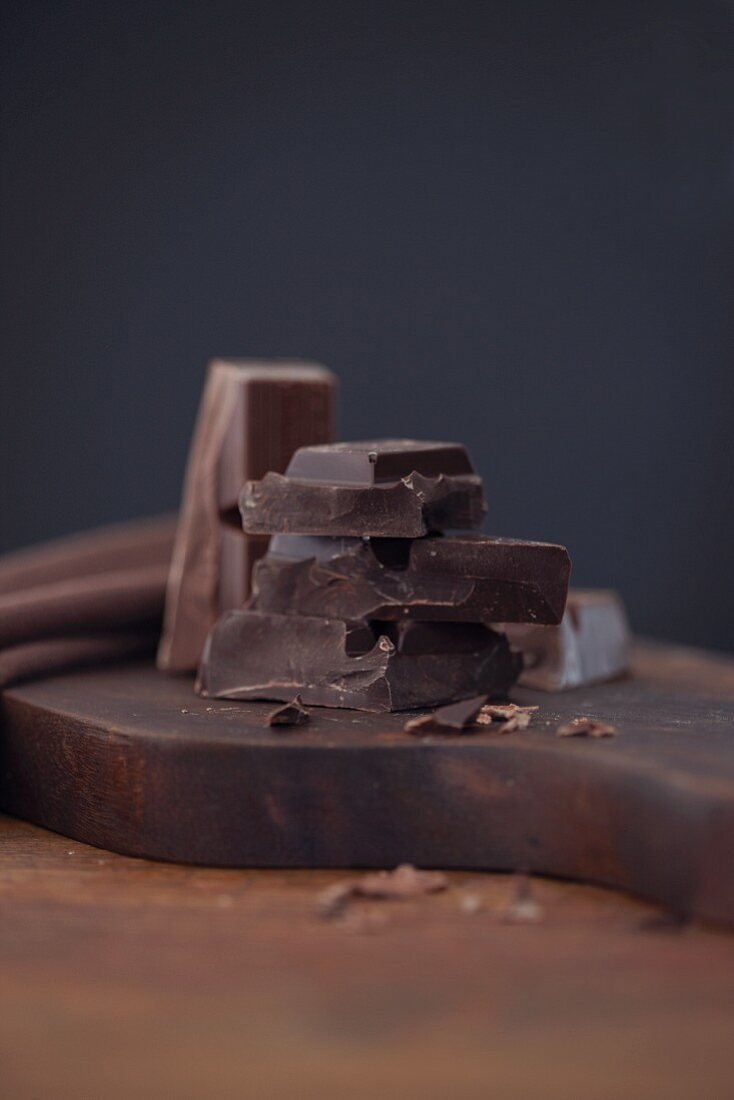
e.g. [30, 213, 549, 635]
[239, 440, 487, 537]
[251, 533, 570, 625]
[502, 589, 630, 691]
[158, 360, 336, 672]
[197, 610, 521, 712]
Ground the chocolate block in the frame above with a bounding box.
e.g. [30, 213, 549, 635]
[502, 589, 630, 691]
[197, 610, 520, 712]
[158, 360, 336, 672]
[239, 440, 486, 537]
[252, 533, 570, 625]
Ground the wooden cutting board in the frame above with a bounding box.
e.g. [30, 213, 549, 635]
[1, 641, 733, 924]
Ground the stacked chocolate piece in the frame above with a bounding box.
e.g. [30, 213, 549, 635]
[197, 440, 572, 712]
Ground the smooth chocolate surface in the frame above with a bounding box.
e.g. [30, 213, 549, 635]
[502, 589, 630, 691]
[285, 439, 474, 484]
[197, 610, 520, 711]
[158, 360, 336, 672]
[239, 439, 486, 537]
[251, 533, 570, 626]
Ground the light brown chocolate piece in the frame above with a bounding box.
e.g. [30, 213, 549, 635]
[158, 360, 336, 672]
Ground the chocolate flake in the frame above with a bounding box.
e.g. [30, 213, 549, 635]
[476, 702, 538, 732]
[556, 717, 616, 738]
[317, 881, 356, 918]
[266, 695, 310, 727]
[404, 694, 489, 735]
[499, 874, 544, 924]
[499, 711, 534, 732]
[317, 863, 449, 918]
[355, 864, 449, 899]
[477, 702, 538, 723]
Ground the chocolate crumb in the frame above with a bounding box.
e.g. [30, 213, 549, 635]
[355, 864, 449, 899]
[500, 711, 533, 732]
[317, 863, 449, 918]
[499, 874, 544, 924]
[637, 910, 689, 933]
[556, 717, 616, 738]
[459, 892, 484, 915]
[266, 695, 310, 727]
[477, 703, 538, 732]
[404, 695, 488, 735]
[317, 881, 355, 919]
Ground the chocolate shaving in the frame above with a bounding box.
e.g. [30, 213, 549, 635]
[556, 717, 616, 738]
[476, 702, 538, 733]
[266, 695, 310, 727]
[317, 863, 449, 918]
[317, 881, 356, 918]
[404, 695, 489, 735]
[500, 711, 534, 732]
[356, 864, 449, 899]
[477, 702, 538, 723]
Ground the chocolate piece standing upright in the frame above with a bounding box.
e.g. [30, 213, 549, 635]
[252, 533, 570, 625]
[197, 609, 521, 712]
[158, 360, 336, 672]
[502, 589, 630, 691]
[239, 440, 487, 537]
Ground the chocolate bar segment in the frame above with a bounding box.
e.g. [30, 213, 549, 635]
[197, 610, 520, 712]
[158, 360, 336, 672]
[502, 589, 630, 691]
[251, 533, 570, 626]
[286, 440, 474, 484]
[239, 440, 486, 537]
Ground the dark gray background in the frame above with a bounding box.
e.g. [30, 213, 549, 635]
[1, 1, 733, 649]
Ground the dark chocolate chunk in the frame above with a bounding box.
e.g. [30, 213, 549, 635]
[502, 589, 629, 691]
[197, 610, 521, 712]
[239, 440, 486, 537]
[158, 360, 336, 672]
[251, 533, 570, 626]
[266, 695, 310, 727]
[404, 694, 489, 735]
[286, 440, 473, 484]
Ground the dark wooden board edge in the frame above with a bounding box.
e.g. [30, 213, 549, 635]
[1, 649, 733, 925]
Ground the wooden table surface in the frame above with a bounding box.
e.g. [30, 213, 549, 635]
[1, 643, 733, 1099]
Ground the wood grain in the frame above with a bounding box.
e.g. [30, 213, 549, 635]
[0, 812, 732, 1100]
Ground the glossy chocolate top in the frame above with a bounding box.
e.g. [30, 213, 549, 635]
[285, 440, 474, 486]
